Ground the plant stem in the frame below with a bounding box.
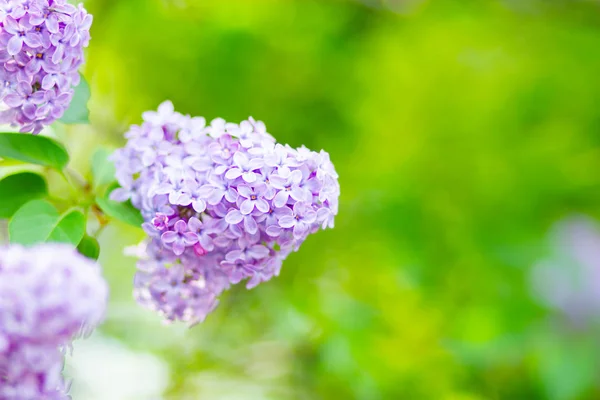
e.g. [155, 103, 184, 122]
[94, 223, 107, 239]
[65, 167, 90, 191]
[57, 169, 79, 198]
[0, 220, 8, 244]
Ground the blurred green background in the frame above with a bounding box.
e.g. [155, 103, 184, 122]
[63, 0, 600, 398]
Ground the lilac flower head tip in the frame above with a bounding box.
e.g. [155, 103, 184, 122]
[112, 101, 340, 324]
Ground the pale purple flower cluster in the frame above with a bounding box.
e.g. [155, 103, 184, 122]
[111, 101, 340, 324]
[0, 0, 92, 133]
[0, 244, 108, 399]
[531, 216, 600, 327]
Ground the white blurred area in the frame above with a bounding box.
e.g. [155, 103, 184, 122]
[175, 340, 293, 400]
[174, 373, 283, 400]
[65, 333, 170, 400]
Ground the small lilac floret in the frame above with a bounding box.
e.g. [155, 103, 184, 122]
[161, 219, 198, 256]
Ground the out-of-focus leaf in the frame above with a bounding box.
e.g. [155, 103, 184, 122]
[0, 159, 26, 167]
[0, 133, 69, 169]
[9, 200, 86, 246]
[0, 172, 47, 218]
[95, 185, 143, 227]
[9, 199, 60, 245]
[536, 331, 598, 400]
[46, 209, 86, 245]
[60, 74, 90, 124]
[77, 234, 100, 260]
[91, 148, 116, 190]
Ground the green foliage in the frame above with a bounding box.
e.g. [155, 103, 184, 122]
[9, 200, 85, 246]
[95, 185, 143, 227]
[9, 200, 60, 245]
[91, 148, 116, 190]
[46, 209, 86, 245]
[77, 235, 101, 260]
[60, 75, 91, 124]
[0, 172, 47, 218]
[0, 133, 69, 169]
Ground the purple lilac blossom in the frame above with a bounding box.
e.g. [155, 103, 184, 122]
[112, 101, 340, 324]
[0, 243, 108, 399]
[0, 0, 92, 134]
[531, 216, 600, 327]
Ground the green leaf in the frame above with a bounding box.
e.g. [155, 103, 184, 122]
[536, 330, 597, 400]
[9, 199, 60, 245]
[46, 209, 85, 245]
[77, 235, 100, 260]
[0, 133, 69, 169]
[95, 185, 143, 227]
[91, 148, 116, 190]
[60, 74, 90, 124]
[0, 172, 48, 218]
[9, 200, 86, 246]
[0, 158, 26, 167]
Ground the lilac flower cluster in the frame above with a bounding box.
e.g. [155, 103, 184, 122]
[111, 101, 340, 324]
[0, 0, 92, 133]
[0, 244, 108, 399]
[531, 216, 600, 327]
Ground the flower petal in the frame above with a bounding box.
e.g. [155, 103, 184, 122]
[240, 199, 254, 215]
[207, 189, 225, 205]
[174, 220, 187, 233]
[109, 188, 131, 202]
[213, 236, 231, 248]
[248, 245, 269, 259]
[176, 193, 192, 206]
[304, 210, 317, 224]
[196, 184, 214, 198]
[291, 186, 309, 202]
[289, 169, 303, 184]
[187, 216, 201, 231]
[273, 191, 289, 208]
[183, 232, 199, 245]
[172, 241, 185, 256]
[192, 199, 206, 213]
[153, 183, 172, 195]
[293, 223, 309, 239]
[7, 35, 23, 55]
[237, 185, 253, 198]
[278, 216, 295, 228]
[244, 216, 258, 234]
[266, 225, 282, 237]
[161, 231, 178, 244]
[24, 33, 41, 48]
[225, 168, 242, 180]
[225, 250, 243, 262]
[199, 235, 214, 252]
[225, 209, 243, 224]
[256, 199, 269, 213]
[46, 16, 59, 33]
[233, 151, 248, 167]
[242, 171, 256, 183]
[52, 44, 64, 64]
[3, 94, 22, 108]
[225, 188, 239, 203]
